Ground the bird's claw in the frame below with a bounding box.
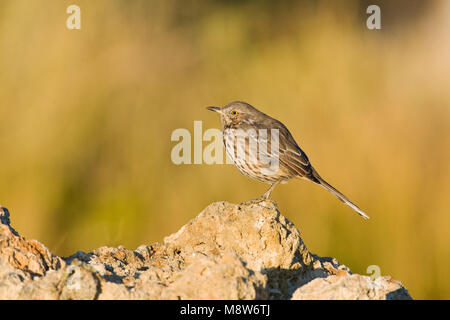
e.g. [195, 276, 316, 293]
[240, 197, 268, 206]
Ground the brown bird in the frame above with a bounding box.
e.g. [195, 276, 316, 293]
[207, 101, 369, 219]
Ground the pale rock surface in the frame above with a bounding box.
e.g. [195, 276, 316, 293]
[291, 274, 411, 300]
[0, 202, 411, 300]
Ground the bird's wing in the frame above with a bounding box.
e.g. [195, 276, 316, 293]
[276, 122, 317, 180]
[226, 121, 316, 180]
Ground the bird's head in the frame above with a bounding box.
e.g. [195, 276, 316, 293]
[207, 101, 259, 127]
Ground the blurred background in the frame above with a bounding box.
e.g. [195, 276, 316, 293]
[0, 0, 449, 299]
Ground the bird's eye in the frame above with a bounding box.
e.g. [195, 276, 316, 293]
[231, 110, 238, 116]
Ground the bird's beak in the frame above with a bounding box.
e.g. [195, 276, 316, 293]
[207, 106, 222, 114]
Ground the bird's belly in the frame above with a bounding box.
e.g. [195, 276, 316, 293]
[223, 129, 292, 184]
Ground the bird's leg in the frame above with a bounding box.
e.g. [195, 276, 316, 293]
[259, 182, 279, 200]
[243, 182, 279, 204]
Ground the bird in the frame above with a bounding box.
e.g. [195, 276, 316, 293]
[207, 101, 369, 219]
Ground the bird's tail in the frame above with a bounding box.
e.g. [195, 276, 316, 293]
[310, 168, 370, 220]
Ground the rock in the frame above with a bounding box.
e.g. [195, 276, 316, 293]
[291, 274, 412, 300]
[0, 207, 64, 276]
[160, 252, 267, 300]
[163, 201, 350, 299]
[0, 202, 412, 300]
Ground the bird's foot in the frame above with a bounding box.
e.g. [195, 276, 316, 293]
[240, 196, 268, 206]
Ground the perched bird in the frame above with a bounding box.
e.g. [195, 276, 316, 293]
[207, 101, 369, 219]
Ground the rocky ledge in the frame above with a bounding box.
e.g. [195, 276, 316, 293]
[0, 201, 411, 300]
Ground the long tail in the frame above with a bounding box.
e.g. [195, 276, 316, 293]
[310, 168, 370, 220]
